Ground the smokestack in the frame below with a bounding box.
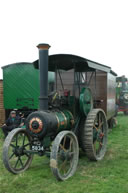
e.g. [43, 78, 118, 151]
[37, 43, 51, 110]
[122, 75, 126, 91]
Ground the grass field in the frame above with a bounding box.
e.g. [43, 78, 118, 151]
[0, 114, 128, 193]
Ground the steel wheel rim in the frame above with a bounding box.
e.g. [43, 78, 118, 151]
[3, 128, 33, 174]
[50, 131, 79, 181]
[57, 134, 75, 177]
[8, 132, 31, 171]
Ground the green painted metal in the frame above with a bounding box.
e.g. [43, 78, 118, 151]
[79, 87, 93, 116]
[42, 136, 51, 148]
[116, 87, 121, 100]
[55, 110, 74, 131]
[2, 63, 55, 110]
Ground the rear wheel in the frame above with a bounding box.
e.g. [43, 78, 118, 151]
[3, 128, 33, 174]
[79, 109, 108, 161]
[50, 131, 79, 181]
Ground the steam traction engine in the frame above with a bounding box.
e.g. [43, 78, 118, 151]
[3, 44, 116, 181]
[116, 76, 128, 114]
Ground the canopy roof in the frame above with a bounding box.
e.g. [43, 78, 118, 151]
[116, 76, 128, 82]
[2, 54, 117, 76]
[33, 54, 116, 74]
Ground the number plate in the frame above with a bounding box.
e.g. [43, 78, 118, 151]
[32, 145, 44, 151]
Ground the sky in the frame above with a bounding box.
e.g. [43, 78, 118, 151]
[0, 0, 128, 78]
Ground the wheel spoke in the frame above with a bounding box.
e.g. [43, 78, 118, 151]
[22, 134, 26, 146]
[24, 152, 31, 158]
[94, 141, 101, 153]
[98, 122, 103, 130]
[63, 136, 66, 147]
[99, 132, 104, 139]
[15, 134, 18, 146]
[23, 143, 31, 147]
[10, 144, 16, 148]
[59, 159, 67, 171]
[9, 152, 15, 160]
[93, 124, 98, 131]
[59, 144, 67, 152]
[14, 157, 19, 169]
[19, 157, 24, 168]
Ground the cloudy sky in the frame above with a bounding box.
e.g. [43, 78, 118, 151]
[0, 0, 128, 78]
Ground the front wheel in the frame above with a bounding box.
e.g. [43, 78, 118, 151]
[3, 128, 33, 174]
[50, 131, 79, 181]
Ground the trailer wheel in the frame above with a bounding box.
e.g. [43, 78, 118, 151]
[79, 109, 108, 161]
[115, 105, 119, 116]
[50, 131, 79, 181]
[108, 117, 117, 128]
[3, 128, 33, 174]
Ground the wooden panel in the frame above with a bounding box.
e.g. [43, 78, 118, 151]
[107, 73, 116, 119]
[86, 71, 116, 119]
[88, 71, 107, 114]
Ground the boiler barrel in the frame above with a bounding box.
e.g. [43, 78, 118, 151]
[26, 110, 74, 138]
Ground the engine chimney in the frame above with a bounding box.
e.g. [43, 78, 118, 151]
[37, 43, 50, 110]
[122, 75, 126, 91]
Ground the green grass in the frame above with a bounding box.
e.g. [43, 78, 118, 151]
[0, 114, 128, 193]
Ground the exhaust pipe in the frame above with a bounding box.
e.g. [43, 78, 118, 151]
[122, 75, 126, 91]
[37, 43, 50, 110]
